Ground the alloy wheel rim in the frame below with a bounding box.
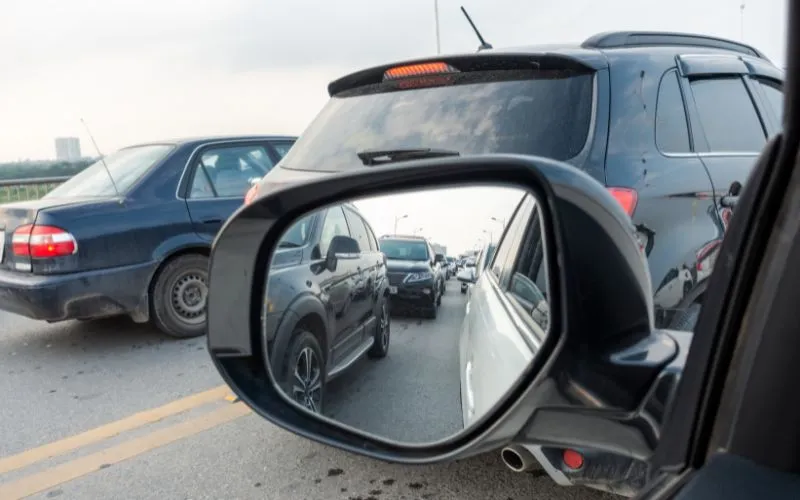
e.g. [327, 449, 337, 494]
[291, 346, 322, 413]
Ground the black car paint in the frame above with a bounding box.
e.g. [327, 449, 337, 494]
[0, 135, 296, 323]
[263, 206, 388, 386]
[384, 254, 439, 313]
[259, 43, 783, 330]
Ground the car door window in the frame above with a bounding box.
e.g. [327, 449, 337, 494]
[491, 196, 533, 286]
[689, 77, 767, 152]
[191, 145, 275, 199]
[318, 206, 350, 257]
[343, 208, 370, 253]
[506, 205, 549, 331]
[271, 141, 295, 159]
[656, 70, 692, 153]
[363, 221, 379, 252]
[756, 78, 784, 125]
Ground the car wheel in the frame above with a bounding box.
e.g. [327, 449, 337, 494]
[460, 287, 467, 295]
[368, 300, 390, 359]
[280, 329, 325, 414]
[669, 302, 702, 332]
[436, 287, 443, 306]
[151, 254, 209, 338]
[427, 300, 438, 319]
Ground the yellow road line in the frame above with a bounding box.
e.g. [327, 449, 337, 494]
[0, 402, 252, 500]
[0, 384, 230, 475]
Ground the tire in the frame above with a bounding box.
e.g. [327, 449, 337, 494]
[151, 254, 209, 339]
[436, 286, 443, 306]
[279, 330, 325, 415]
[426, 300, 438, 319]
[368, 300, 390, 359]
[669, 302, 702, 332]
[460, 287, 467, 295]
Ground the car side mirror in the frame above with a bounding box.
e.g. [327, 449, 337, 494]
[326, 235, 359, 271]
[434, 253, 445, 264]
[207, 155, 675, 488]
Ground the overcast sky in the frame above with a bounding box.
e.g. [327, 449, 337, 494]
[0, 0, 787, 162]
[353, 185, 525, 255]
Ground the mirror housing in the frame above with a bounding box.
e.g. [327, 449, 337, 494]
[456, 269, 475, 284]
[434, 253, 445, 264]
[325, 235, 359, 271]
[207, 154, 679, 473]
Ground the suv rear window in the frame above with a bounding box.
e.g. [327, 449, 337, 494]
[379, 239, 430, 261]
[280, 69, 594, 173]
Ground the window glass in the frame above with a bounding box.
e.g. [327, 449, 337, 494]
[279, 70, 595, 173]
[363, 222, 378, 252]
[278, 214, 314, 248]
[491, 196, 532, 283]
[45, 144, 173, 198]
[190, 167, 215, 198]
[194, 145, 275, 198]
[271, 141, 295, 158]
[690, 78, 766, 152]
[758, 79, 784, 125]
[507, 206, 549, 332]
[343, 208, 369, 252]
[656, 71, 691, 153]
[379, 239, 429, 261]
[318, 207, 349, 257]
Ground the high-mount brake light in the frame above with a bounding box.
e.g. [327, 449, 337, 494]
[12, 224, 78, 259]
[383, 62, 459, 80]
[607, 187, 638, 217]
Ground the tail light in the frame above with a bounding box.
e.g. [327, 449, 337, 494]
[244, 183, 259, 206]
[607, 187, 638, 216]
[696, 239, 722, 272]
[12, 225, 78, 258]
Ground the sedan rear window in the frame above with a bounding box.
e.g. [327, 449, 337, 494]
[45, 144, 174, 198]
[280, 69, 594, 173]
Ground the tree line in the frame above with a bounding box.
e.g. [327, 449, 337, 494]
[0, 159, 96, 181]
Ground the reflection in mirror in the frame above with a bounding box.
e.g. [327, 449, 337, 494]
[262, 185, 551, 444]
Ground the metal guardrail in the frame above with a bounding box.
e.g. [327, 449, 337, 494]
[0, 176, 71, 203]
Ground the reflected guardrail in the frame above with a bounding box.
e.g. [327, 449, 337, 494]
[0, 176, 71, 203]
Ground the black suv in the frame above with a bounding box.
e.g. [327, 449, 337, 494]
[252, 30, 784, 331]
[264, 202, 389, 414]
[378, 234, 444, 318]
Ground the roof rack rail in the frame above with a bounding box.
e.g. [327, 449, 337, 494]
[581, 31, 766, 59]
[380, 234, 426, 240]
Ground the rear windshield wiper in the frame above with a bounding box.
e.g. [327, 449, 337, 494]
[356, 148, 460, 166]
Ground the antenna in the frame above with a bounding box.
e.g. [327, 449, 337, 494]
[459, 6, 493, 51]
[80, 118, 122, 198]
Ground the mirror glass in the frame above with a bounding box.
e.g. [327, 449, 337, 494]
[262, 184, 551, 443]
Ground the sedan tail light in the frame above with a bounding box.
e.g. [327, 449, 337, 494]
[12, 225, 78, 258]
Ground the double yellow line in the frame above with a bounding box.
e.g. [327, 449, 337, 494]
[0, 385, 251, 499]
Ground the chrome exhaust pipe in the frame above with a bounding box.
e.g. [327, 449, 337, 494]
[500, 444, 538, 472]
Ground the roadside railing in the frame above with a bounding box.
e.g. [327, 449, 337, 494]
[0, 176, 71, 203]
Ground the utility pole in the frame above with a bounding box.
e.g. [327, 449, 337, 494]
[394, 214, 408, 234]
[434, 0, 441, 54]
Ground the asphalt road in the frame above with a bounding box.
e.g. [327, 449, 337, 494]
[0, 280, 615, 500]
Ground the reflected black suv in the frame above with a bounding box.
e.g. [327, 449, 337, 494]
[378, 234, 443, 319]
[252, 30, 784, 332]
[263, 203, 389, 415]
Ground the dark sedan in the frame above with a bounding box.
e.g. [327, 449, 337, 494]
[0, 135, 296, 338]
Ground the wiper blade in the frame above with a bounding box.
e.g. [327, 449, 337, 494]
[356, 148, 460, 166]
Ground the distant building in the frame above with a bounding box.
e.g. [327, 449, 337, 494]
[54, 137, 82, 162]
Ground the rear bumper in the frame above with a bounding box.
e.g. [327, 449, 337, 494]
[0, 261, 157, 322]
[530, 445, 647, 498]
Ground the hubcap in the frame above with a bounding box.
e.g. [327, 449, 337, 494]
[291, 347, 322, 413]
[170, 271, 208, 324]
